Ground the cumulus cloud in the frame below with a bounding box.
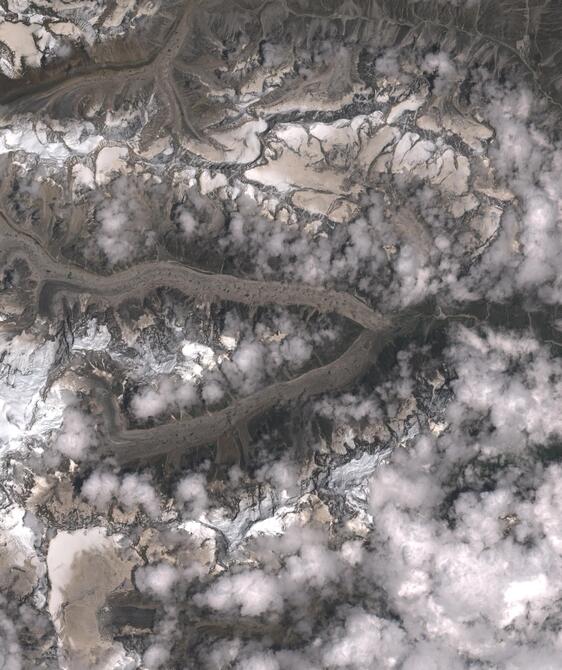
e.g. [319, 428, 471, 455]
[216, 192, 390, 293]
[118, 473, 161, 519]
[322, 609, 406, 669]
[314, 391, 380, 424]
[375, 49, 401, 79]
[201, 379, 224, 405]
[128, 306, 332, 418]
[445, 325, 562, 453]
[351, 326, 562, 668]
[54, 405, 97, 461]
[422, 51, 459, 95]
[135, 563, 179, 601]
[164, 322, 562, 669]
[239, 653, 280, 670]
[94, 176, 155, 266]
[0, 605, 22, 670]
[143, 643, 170, 670]
[195, 570, 283, 617]
[218, 307, 334, 395]
[131, 378, 198, 420]
[364, 432, 562, 666]
[177, 209, 198, 238]
[81, 470, 161, 518]
[176, 473, 209, 518]
[257, 459, 299, 498]
[228, 341, 267, 394]
[81, 470, 120, 509]
[183, 65, 562, 313]
[6, 24, 562, 670]
[463, 79, 562, 304]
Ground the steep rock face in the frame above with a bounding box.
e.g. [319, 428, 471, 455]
[0, 1, 561, 669]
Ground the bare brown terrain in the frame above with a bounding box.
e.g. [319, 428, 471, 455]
[1, 206, 401, 464]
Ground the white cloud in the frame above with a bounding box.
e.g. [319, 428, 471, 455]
[322, 609, 406, 669]
[94, 176, 155, 266]
[143, 643, 170, 670]
[422, 52, 459, 95]
[131, 378, 198, 420]
[401, 642, 466, 670]
[195, 570, 283, 617]
[54, 405, 97, 461]
[445, 325, 562, 453]
[176, 473, 208, 518]
[135, 563, 178, 600]
[119, 473, 161, 519]
[178, 209, 198, 237]
[82, 471, 161, 518]
[0, 604, 21, 670]
[237, 653, 280, 670]
[81, 470, 120, 510]
[201, 380, 224, 405]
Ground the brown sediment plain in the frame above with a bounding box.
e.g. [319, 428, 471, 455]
[111, 328, 380, 464]
[0, 212, 388, 332]
[0, 1, 193, 107]
[0, 0, 209, 142]
[1, 210, 406, 463]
